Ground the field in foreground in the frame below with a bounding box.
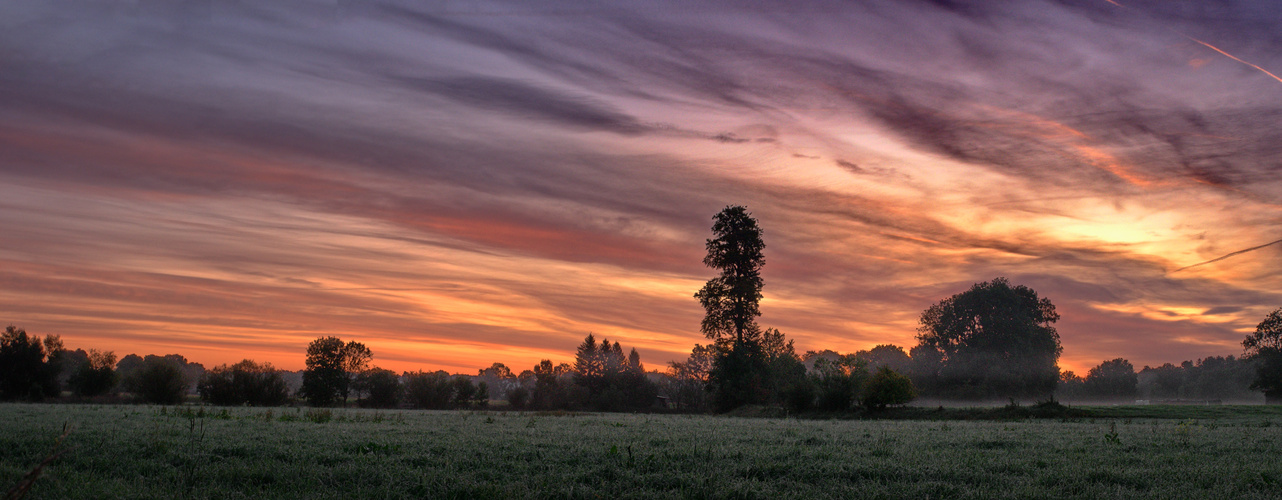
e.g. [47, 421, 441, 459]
[3, 404, 1282, 499]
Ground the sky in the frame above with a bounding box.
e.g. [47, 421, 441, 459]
[1, 0, 1280, 375]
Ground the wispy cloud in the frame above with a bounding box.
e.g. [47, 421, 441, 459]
[1, 0, 1279, 373]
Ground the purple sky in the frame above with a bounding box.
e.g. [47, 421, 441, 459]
[2, 0, 1280, 374]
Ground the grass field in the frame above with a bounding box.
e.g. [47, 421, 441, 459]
[3, 404, 1282, 499]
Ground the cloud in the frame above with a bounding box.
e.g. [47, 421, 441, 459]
[1, 0, 1279, 374]
[396, 76, 649, 134]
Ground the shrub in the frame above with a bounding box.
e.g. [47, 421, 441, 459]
[811, 356, 868, 412]
[198, 360, 290, 406]
[124, 358, 186, 405]
[505, 386, 530, 410]
[68, 349, 117, 397]
[861, 366, 916, 410]
[403, 371, 455, 409]
[356, 368, 401, 408]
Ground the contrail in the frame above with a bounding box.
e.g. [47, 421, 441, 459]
[1100, 0, 1282, 85]
[1184, 36, 1282, 85]
[1174, 238, 1282, 272]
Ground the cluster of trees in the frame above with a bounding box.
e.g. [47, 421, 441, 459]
[198, 360, 291, 406]
[0, 326, 64, 401]
[5, 205, 1282, 412]
[0, 325, 202, 404]
[667, 206, 1281, 410]
[294, 336, 493, 409]
[468, 336, 660, 412]
[665, 206, 919, 413]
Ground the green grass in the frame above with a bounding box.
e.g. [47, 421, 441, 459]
[3, 403, 1282, 499]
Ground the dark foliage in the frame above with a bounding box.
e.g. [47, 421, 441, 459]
[530, 359, 576, 410]
[709, 339, 770, 412]
[67, 349, 117, 397]
[115, 354, 204, 396]
[1244, 308, 1282, 403]
[0, 326, 64, 401]
[402, 371, 486, 409]
[695, 206, 765, 346]
[664, 344, 715, 411]
[809, 356, 867, 412]
[404, 371, 455, 409]
[301, 336, 371, 406]
[862, 366, 917, 410]
[1083, 358, 1138, 400]
[123, 357, 186, 405]
[355, 368, 402, 408]
[913, 277, 1061, 400]
[197, 359, 290, 406]
[854, 345, 912, 374]
[571, 334, 657, 411]
[1135, 356, 1259, 402]
[477, 362, 516, 400]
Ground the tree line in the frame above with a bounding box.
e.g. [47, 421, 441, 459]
[3, 206, 1281, 409]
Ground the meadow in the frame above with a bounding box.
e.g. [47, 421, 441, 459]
[4, 404, 1282, 499]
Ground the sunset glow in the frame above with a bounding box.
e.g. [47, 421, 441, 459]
[2, 0, 1280, 377]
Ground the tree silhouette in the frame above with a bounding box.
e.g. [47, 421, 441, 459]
[68, 349, 117, 397]
[695, 206, 765, 346]
[914, 277, 1062, 399]
[1083, 358, 1137, 400]
[695, 206, 774, 411]
[861, 366, 916, 410]
[197, 359, 289, 406]
[571, 333, 656, 410]
[0, 326, 64, 401]
[1243, 308, 1282, 403]
[302, 336, 372, 406]
[123, 357, 186, 404]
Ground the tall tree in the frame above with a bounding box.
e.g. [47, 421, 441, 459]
[914, 277, 1062, 399]
[695, 206, 771, 411]
[1243, 307, 1282, 404]
[695, 205, 765, 345]
[573, 333, 603, 394]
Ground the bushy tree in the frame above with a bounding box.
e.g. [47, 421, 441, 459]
[854, 345, 911, 374]
[1083, 358, 1138, 400]
[197, 360, 289, 406]
[403, 371, 455, 409]
[665, 344, 716, 411]
[402, 371, 485, 409]
[477, 362, 515, 400]
[914, 277, 1061, 400]
[68, 349, 117, 397]
[0, 326, 65, 401]
[760, 328, 809, 409]
[115, 354, 203, 396]
[1244, 308, 1282, 404]
[355, 368, 401, 408]
[861, 366, 916, 410]
[530, 359, 575, 410]
[810, 356, 868, 411]
[1181, 356, 1257, 401]
[301, 337, 372, 406]
[124, 357, 186, 405]
[505, 385, 530, 410]
[1056, 370, 1087, 400]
